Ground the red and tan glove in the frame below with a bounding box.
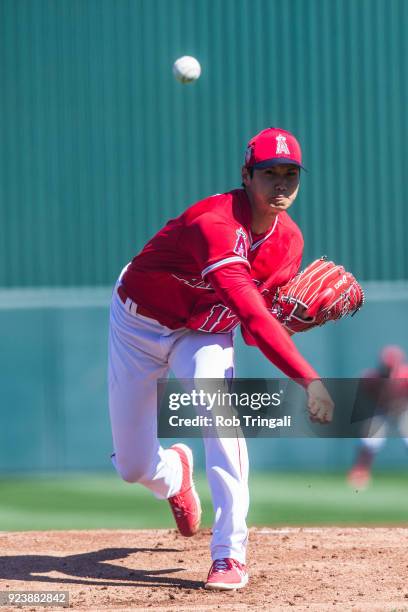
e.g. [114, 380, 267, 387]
[268, 257, 365, 334]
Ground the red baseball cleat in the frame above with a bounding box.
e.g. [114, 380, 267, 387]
[205, 558, 249, 590]
[347, 466, 371, 489]
[168, 444, 201, 537]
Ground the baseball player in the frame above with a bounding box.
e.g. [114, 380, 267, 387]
[347, 345, 408, 489]
[108, 127, 337, 591]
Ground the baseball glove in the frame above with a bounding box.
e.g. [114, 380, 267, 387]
[269, 257, 365, 333]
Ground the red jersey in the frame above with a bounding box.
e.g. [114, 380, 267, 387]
[122, 189, 302, 330]
[121, 189, 318, 382]
[123, 190, 250, 328]
[186, 205, 303, 333]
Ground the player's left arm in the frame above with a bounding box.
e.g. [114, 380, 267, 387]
[207, 263, 334, 423]
[206, 263, 319, 382]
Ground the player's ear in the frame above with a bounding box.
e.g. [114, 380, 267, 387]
[241, 166, 252, 187]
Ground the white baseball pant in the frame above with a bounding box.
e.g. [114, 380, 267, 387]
[108, 279, 249, 563]
[360, 408, 408, 452]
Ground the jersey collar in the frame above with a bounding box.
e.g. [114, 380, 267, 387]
[250, 215, 279, 251]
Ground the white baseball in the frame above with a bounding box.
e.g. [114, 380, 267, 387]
[173, 56, 201, 83]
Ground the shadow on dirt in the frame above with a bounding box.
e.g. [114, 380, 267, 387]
[0, 547, 203, 589]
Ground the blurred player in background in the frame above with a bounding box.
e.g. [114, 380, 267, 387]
[108, 127, 335, 591]
[347, 345, 408, 489]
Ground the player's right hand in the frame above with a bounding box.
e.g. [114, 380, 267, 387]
[306, 380, 334, 424]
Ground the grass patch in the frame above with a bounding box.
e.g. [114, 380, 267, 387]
[0, 471, 407, 531]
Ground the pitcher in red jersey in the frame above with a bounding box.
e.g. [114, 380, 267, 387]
[108, 127, 334, 591]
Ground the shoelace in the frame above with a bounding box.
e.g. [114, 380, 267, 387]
[172, 504, 195, 518]
[212, 558, 231, 574]
[169, 489, 195, 517]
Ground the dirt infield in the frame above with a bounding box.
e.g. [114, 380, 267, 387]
[0, 528, 407, 611]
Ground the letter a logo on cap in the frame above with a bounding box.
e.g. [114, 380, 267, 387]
[244, 127, 305, 169]
[276, 135, 290, 155]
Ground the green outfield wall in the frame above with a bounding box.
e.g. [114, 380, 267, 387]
[1, 0, 407, 473]
[1, 285, 408, 473]
[0, 0, 407, 286]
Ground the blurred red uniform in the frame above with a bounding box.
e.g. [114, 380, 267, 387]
[347, 345, 408, 489]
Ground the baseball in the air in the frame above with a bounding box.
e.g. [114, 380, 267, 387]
[173, 56, 201, 83]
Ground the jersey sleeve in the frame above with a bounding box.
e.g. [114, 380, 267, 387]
[186, 213, 250, 277]
[207, 264, 319, 385]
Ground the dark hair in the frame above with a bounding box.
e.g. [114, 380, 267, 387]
[241, 166, 254, 188]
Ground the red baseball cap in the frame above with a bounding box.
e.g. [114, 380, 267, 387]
[244, 127, 305, 170]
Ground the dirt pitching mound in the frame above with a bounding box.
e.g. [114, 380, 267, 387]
[0, 528, 407, 611]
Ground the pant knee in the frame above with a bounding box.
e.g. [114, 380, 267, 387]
[114, 459, 152, 484]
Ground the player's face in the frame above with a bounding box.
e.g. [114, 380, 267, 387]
[242, 164, 300, 215]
